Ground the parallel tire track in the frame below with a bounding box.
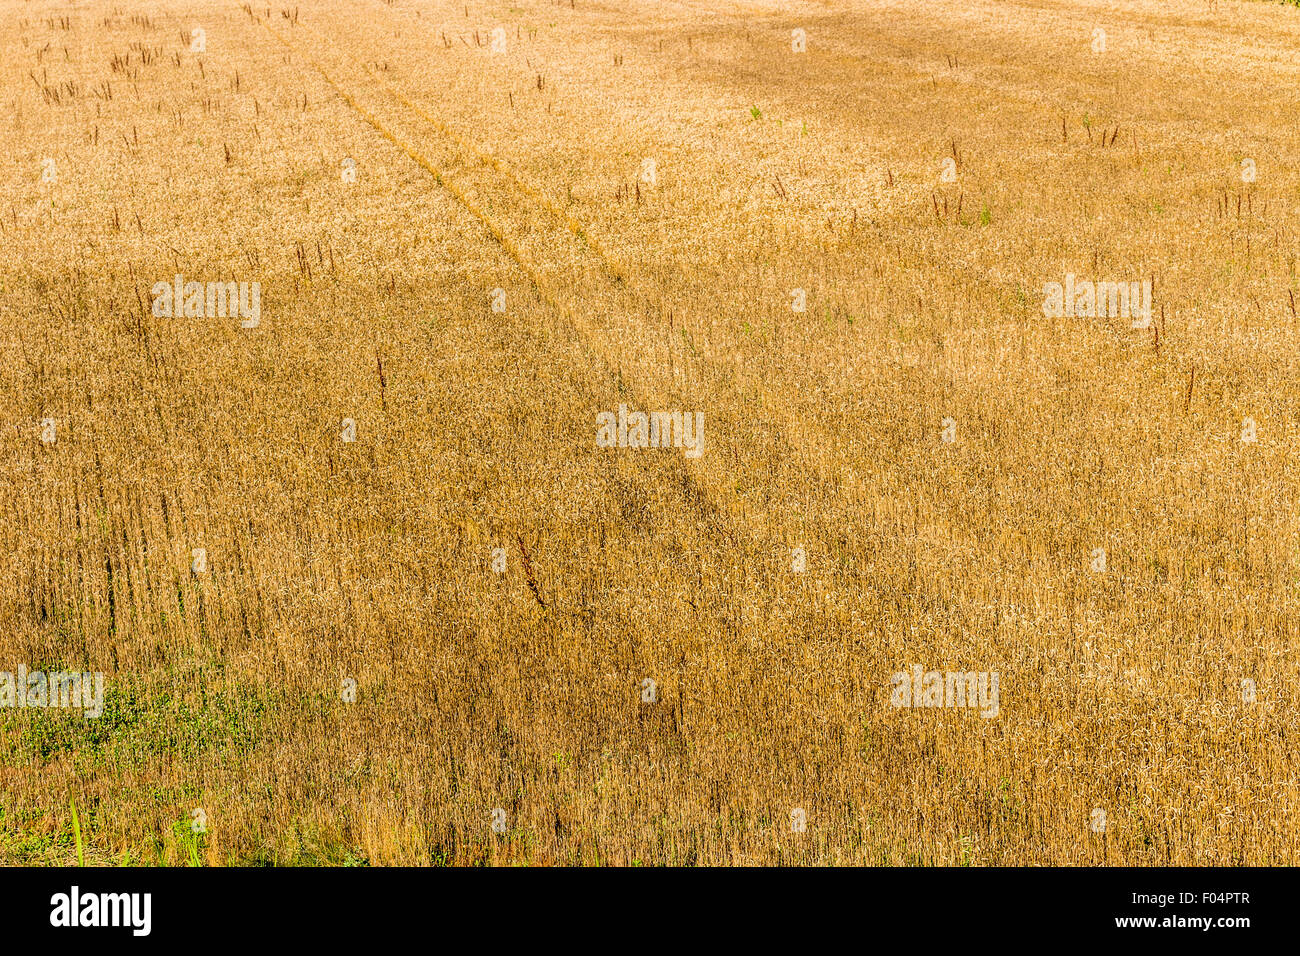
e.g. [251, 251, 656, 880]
[238, 4, 758, 574]
[277, 7, 885, 541]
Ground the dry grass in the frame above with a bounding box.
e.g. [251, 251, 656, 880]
[1, 0, 1298, 866]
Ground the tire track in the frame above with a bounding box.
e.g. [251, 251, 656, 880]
[250, 4, 957, 599]
[278, 5, 894, 534]
[301, 15, 633, 290]
[237, 3, 759, 574]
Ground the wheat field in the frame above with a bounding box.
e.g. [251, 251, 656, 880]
[2, 0, 1298, 866]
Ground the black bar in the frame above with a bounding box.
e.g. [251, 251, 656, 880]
[0, 866, 1284, 944]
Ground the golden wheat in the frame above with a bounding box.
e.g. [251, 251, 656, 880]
[1, 0, 1298, 866]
